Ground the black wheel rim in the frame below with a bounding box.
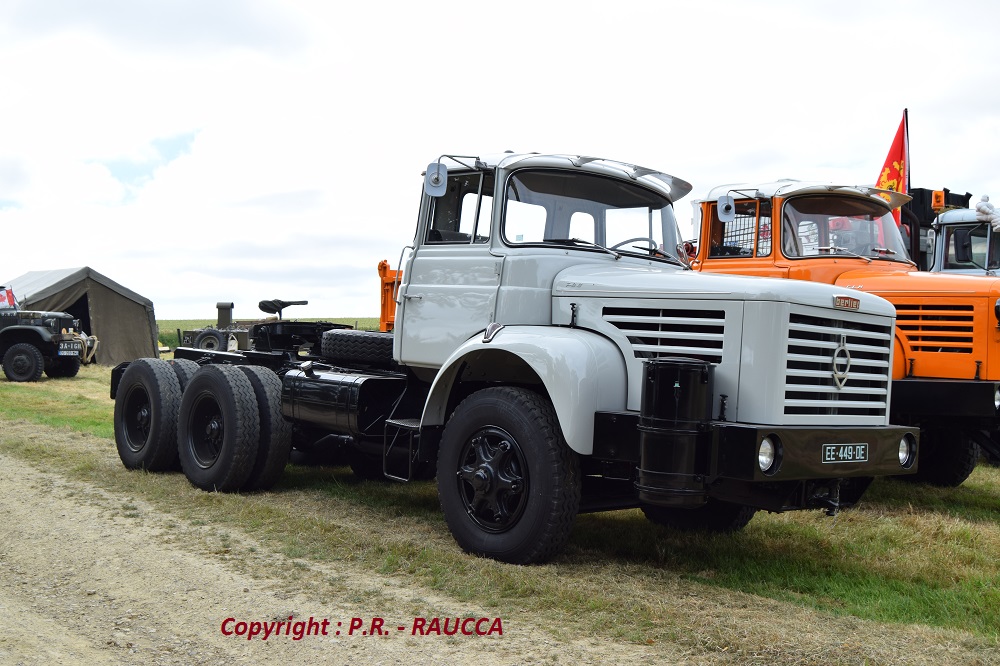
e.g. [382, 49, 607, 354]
[122, 384, 152, 452]
[455, 426, 528, 533]
[11, 352, 31, 377]
[187, 391, 225, 468]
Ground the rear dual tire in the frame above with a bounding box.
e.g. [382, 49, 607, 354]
[114, 358, 183, 471]
[114, 359, 290, 492]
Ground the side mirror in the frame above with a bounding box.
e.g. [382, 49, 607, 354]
[424, 162, 448, 197]
[953, 228, 974, 263]
[717, 195, 736, 223]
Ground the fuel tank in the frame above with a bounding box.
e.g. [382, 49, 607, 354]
[281, 367, 406, 438]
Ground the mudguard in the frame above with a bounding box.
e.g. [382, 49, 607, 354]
[422, 326, 628, 455]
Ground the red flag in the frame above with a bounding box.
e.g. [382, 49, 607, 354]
[876, 110, 909, 223]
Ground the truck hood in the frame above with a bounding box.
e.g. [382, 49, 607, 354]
[553, 264, 897, 317]
[834, 268, 1000, 297]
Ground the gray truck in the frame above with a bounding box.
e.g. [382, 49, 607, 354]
[110, 152, 919, 564]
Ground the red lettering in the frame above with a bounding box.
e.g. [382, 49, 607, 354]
[370, 618, 385, 636]
[348, 618, 364, 635]
[247, 621, 263, 640]
[426, 617, 441, 635]
[220, 618, 236, 635]
[411, 618, 427, 635]
[487, 617, 503, 636]
[461, 618, 476, 635]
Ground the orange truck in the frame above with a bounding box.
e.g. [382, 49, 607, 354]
[687, 180, 1000, 486]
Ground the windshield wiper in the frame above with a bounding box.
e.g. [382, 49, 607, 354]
[869, 247, 917, 266]
[818, 246, 872, 263]
[625, 244, 690, 269]
[545, 238, 621, 260]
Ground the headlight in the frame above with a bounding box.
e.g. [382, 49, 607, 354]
[994, 385, 999, 411]
[897, 434, 916, 468]
[758, 436, 779, 474]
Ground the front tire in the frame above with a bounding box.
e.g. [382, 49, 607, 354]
[178, 365, 260, 492]
[3, 343, 44, 382]
[437, 387, 580, 564]
[907, 429, 979, 487]
[642, 499, 757, 533]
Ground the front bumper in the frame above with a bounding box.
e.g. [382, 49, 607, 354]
[713, 423, 918, 482]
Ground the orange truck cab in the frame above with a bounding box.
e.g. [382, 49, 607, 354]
[689, 180, 1000, 485]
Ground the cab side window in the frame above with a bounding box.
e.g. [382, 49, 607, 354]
[709, 201, 765, 257]
[427, 171, 493, 244]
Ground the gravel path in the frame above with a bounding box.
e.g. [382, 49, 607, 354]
[0, 452, 674, 666]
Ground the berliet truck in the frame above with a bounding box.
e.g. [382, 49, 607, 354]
[689, 180, 1000, 487]
[111, 153, 918, 564]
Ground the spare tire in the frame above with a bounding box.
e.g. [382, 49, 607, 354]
[320, 329, 394, 366]
[194, 329, 227, 351]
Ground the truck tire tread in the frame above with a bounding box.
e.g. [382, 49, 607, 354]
[237, 365, 292, 491]
[3, 342, 45, 382]
[437, 386, 580, 564]
[113, 358, 183, 471]
[178, 365, 260, 492]
[320, 329, 393, 366]
[641, 499, 757, 533]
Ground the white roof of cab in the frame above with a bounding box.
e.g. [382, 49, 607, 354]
[431, 152, 693, 204]
[698, 179, 911, 210]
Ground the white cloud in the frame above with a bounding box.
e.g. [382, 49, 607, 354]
[2, 0, 999, 320]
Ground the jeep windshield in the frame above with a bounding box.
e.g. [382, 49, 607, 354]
[781, 195, 912, 264]
[501, 169, 688, 267]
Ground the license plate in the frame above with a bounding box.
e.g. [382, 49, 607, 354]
[822, 443, 868, 463]
[58, 342, 82, 356]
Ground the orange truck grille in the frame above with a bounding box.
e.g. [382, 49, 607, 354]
[894, 303, 975, 354]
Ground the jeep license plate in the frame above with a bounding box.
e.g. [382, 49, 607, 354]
[822, 443, 868, 463]
[58, 342, 82, 356]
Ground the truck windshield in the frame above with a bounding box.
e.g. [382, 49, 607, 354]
[502, 169, 686, 264]
[781, 195, 911, 262]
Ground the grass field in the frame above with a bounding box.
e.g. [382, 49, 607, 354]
[1, 364, 999, 663]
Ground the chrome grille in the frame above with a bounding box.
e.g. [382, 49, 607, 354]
[603, 307, 725, 363]
[895, 303, 974, 354]
[785, 310, 892, 417]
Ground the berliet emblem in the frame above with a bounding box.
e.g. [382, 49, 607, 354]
[832, 334, 851, 389]
[833, 295, 861, 310]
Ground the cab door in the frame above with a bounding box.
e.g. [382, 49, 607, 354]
[396, 169, 502, 368]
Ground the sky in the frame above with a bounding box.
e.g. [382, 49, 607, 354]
[2, 0, 999, 322]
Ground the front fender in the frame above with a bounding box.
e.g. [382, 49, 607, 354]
[423, 326, 628, 455]
[0, 325, 52, 344]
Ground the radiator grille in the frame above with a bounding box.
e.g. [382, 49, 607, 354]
[603, 307, 725, 364]
[785, 311, 892, 417]
[895, 303, 974, 354]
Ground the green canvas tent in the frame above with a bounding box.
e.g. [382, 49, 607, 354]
[3, 267, 158, 366]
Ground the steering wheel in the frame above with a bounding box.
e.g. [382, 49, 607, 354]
[610, 237, 657, 250]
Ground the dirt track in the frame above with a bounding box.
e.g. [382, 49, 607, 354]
[1, 417, 997, 666]
[0, 452, 678, 666]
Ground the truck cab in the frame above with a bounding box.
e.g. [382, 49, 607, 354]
[690, 180, 1000, 482]
[925, 201, 1000, 276]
